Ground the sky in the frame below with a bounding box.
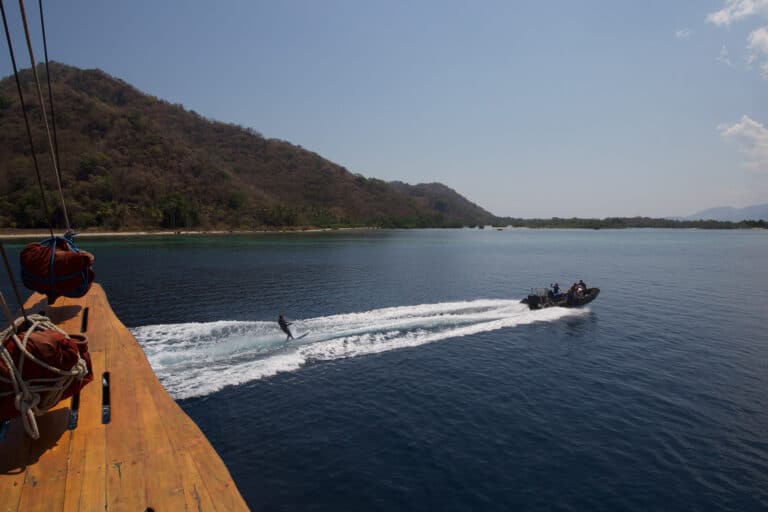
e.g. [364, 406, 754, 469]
[1, 0, 767, 218]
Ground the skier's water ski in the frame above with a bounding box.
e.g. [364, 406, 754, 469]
[278, 314, 294, 341]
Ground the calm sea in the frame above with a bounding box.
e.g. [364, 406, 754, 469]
[3, 229, 767, 511]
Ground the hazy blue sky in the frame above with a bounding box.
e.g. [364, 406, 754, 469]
[2, 0, 767, 217]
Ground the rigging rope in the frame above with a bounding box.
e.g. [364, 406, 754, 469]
[18, 0, 71, 233]
[0, 0, 54, 238]
[38, 0, 62, 180]
[3, 2, 95, 301]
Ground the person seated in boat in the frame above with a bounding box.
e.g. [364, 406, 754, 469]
[577, 279, 587, 294]
[566, 284, 576, 305]
[548, 283, 560, 300]
[278, 314, 294, 341]
[570, 282, 583, 298]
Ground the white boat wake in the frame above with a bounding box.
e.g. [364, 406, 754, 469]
[131, 299, 588, 399]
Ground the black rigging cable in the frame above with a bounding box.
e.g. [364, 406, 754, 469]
[0, 0, 55, 238]
[38, 0, 61, 180]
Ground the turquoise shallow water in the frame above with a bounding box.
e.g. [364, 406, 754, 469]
[3, 229, 767, 510]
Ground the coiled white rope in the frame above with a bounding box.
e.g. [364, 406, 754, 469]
[0, 314, 88, 439]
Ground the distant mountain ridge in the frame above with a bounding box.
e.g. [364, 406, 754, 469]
[0, 63, 496, 230]
[681, 204, 768, 222]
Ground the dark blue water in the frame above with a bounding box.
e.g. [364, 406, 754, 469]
[3, 229, 767, 510]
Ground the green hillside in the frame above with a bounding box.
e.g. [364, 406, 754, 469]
[0, 63, 497, 231]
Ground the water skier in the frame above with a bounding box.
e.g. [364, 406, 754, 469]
[278, 314, 294, 341]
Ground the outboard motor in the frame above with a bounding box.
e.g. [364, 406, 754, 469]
[526, 294, 541, 310]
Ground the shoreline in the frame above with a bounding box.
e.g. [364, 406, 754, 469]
[0, 227, 379, 239]
[1, 225, 764, 240]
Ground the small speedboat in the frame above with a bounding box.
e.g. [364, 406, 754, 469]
[521, 287, 600, 310]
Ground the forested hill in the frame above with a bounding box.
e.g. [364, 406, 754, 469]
[0, 63, 497, 230]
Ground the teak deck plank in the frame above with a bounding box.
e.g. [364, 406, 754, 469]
[17, 395, 74, 512]
[61, 308, 107, 512]
[0, 284, 250, 511]
[104, 333, 149, 511]
[0, 413, 30, 512]
[61, 424, 88, 512]
[67, 351, 107, 512]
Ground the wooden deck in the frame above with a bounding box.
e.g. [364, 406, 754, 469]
[0, 284, 250, 511]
